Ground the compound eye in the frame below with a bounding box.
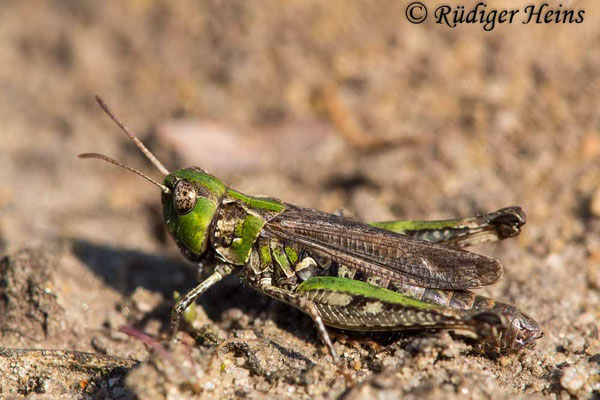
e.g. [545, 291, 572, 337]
[174, 180, 197, 215]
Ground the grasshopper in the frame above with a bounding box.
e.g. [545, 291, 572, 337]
[80, 97, 541, 368]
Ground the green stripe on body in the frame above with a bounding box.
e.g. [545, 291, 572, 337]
[370, 218, 467, 233]
[227, 190, 285, 212]
[297, 276, 435, 309]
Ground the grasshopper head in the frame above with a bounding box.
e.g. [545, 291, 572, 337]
[162, 168, 226, 260]
[79, 96, 227, 261]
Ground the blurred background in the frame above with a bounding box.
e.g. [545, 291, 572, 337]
[0, 0, 599, 398]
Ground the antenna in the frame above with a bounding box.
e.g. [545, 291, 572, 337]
[95, 95, 170, 176]
[79, 153, 171, 194]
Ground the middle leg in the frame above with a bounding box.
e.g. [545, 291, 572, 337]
[257, 284, 341, 366]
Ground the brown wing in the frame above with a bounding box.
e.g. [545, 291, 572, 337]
[264, 204, 503, 290]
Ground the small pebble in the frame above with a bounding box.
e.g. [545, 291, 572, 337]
[560, 363, 588, 394]
[109, 330, 129, 341]
[531, 380, 546, 392]
[586, 339, 600, 356]
[381, 356, 396, 368]
[559, 390, 571, 400]
[131, 287, 162, 313]
[234, 357, 246, 366]
[569, 335, 586, 353]
[531, 363, 545, 378]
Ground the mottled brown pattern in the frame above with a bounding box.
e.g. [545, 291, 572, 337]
[265, 204, 503, 289]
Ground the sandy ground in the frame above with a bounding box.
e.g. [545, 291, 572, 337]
[0, 1, 599, 399]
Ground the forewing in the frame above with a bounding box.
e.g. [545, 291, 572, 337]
[264, 205, 503, 290]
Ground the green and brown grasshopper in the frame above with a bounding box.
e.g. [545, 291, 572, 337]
[80, 97, 541, 368]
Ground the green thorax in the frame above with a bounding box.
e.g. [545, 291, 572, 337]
[211, 189, 285, 264]
[161, 167, 285, 264]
